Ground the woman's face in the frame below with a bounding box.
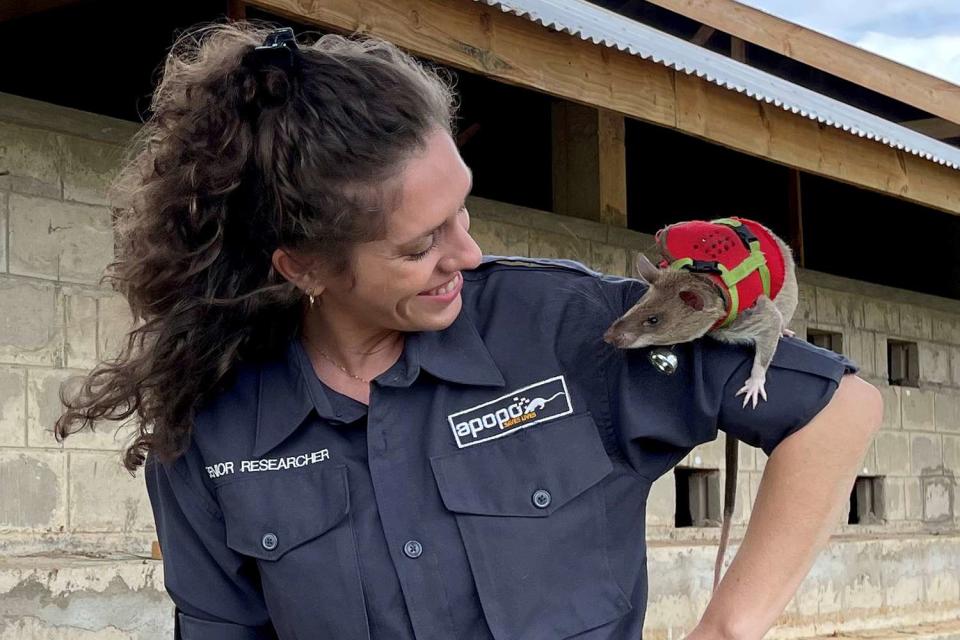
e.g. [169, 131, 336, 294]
[318, 127, 483, 335]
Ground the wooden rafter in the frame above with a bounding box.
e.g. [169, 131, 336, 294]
[643, 0, 960, 126]
[245, 0, 960, 215]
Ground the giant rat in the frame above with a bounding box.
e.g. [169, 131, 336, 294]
[603, 218, 798, 592]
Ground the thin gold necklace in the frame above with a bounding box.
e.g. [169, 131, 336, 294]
[301, 333, 370, 383]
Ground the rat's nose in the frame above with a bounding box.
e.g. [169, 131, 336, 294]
[603, 325, 636, 348]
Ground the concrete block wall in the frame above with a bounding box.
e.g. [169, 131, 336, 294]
[1, 91, 957, 637]
[0, 93, 155, 564]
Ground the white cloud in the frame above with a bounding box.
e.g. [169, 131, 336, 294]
[855, 32, 960, 84]
[739, 1, 960, 86]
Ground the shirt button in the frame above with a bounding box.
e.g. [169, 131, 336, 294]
[403, 540, 423, 558]
[532, 489, 552, 509]
[261, 533, 278, 551]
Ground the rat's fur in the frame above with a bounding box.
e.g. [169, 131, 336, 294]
[603, 220, 799, 593]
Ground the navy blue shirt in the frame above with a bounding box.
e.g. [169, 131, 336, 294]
[145, 256, 859, 640]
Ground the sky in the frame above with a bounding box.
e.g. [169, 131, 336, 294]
[739, 0, 960, 85]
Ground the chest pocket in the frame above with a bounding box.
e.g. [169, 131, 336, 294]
[216, 463, 371, 640]
[430, 412, 632, 640]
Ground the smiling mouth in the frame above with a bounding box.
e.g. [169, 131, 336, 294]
[419, 272, 461, 296]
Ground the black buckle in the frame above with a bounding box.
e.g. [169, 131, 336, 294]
[729, 222, 757, 250]
[253, 27, 299, 71]
[683, 259, 722, 274]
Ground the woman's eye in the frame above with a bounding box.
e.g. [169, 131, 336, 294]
[408, 233, 439, 261]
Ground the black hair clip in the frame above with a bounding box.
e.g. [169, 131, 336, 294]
[252, 27, 299, 72]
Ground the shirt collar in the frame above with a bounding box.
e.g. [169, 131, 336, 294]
[253, 309, 504, 457]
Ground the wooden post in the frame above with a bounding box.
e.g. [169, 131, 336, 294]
[552, 101, 628, 227]
[787, 168, 805, 269]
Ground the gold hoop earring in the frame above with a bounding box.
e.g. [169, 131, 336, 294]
[308, 291, 316, 307]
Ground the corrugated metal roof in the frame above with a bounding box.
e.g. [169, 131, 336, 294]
[476, 0, 960, 171]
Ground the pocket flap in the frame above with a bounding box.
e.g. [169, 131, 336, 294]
[430, 413, 612, 517]
[217, 463, 349, 561]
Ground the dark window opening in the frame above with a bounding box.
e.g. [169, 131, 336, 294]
[888, 339, 920, 387]
[675, 467, 721, 527]
[807, 329, 843, 353]
[849, 476, 884, 525]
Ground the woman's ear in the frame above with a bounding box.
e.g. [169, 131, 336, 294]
[272, 247, 325, 296]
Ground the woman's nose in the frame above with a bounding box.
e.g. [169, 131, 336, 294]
[439, 218, 483, 272]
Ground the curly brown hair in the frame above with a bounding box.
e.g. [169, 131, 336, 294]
[53, 20, 458, 471]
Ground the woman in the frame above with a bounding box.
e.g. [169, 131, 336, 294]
[56, 21, 881, 640]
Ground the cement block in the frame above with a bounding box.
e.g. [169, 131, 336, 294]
[880, 476, 906, 521]
[863, 298, 900, 335]
[901, 387, 935, 431]
[0, 191, 6, 272]
[863, 299, 900, 334]
[732, 470, 752, 525]
[0, 276, 62, 367]
[645, 472, 675, 527]
[910, 432, 942, 475]
[605, 227, 652, 253]
[795, 284, 816, 324]
[97, 294, 136, 362]
[816, 288, 864, 328]
[922, 475, 953, 523]
[0, 366, 26, 446]
[904, 477, 923, 520]
[841, 568, 884, 611]
[844, 329, 876, 378]
[952, 346, 960, 389]
[62, 288, 98, 370]
[589, 242, 629, 277]
[931, 311, 960, 344]
[0, 121, 61, 198]
[878, 385, 901, 430]
[874, 333, 889, 381]
[858, 439, 878, 475]
[58, 133, 124, 206]
[469, 218, 529, 258]
[933, 389, 960, 433]
[690, 435, 724, 469]
[0, 449, 66, 530]
[68, 451, 154, 532]
[468, 195, 607, 242]
[737, 439, 755, 471]
[27, 367, 126, 450]
[8, 193, 114, 284]
[926, 570, 960, 604]
[875, 431, 911, 475]
[899, 304, 933, 340]
[0, 555, 171, 639]
[918, 342, 951, 385]
[528, 228, 591, 264]
[943, 434, 960, 477]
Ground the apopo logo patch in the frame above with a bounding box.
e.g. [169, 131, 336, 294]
[447, 376, 572, 448]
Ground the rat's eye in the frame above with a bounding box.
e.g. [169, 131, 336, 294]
[644, 315, 659, 326]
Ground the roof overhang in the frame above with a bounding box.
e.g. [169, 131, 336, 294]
[246, 0, 960, 215]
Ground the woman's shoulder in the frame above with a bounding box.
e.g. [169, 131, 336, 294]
[463, 255, 646, 316]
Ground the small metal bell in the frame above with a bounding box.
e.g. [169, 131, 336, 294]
[648, 347, 678, 374]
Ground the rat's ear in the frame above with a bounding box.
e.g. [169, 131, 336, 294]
[633, 253, 661, 283]
[679, 289, 704, 311]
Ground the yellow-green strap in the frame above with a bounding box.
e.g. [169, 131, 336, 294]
[717, 263, 739, 328]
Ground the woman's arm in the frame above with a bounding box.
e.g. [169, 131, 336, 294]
[691, 374, 883, 640]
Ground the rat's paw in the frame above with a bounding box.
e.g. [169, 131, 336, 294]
[782, 328, 795, 338]
[735, 375, 768, 409]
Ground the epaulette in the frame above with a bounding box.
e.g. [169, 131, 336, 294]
[477, 255, 603, 277]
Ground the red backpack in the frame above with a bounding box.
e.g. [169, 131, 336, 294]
[654, 217, 786, 331]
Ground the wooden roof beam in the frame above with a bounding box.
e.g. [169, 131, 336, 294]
[244, 0, 960, 215]
[901, 118, 960, 142]
[642, 0, 960, 126]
